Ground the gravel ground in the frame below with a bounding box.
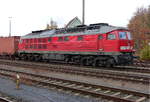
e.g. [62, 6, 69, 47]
[0, 77, 101, 102]
[0, 64, 149, 94]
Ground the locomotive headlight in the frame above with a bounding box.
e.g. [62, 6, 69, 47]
[126, 46, 130, 49]
[120, 46, 126, 50]
[120, 46, 133, 50]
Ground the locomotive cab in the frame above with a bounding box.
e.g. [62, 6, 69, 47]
[102, 30, 134, 53]
[118, 31, 134, 52]
[117, 30, 134, 65]
[97, 29, 134, 66]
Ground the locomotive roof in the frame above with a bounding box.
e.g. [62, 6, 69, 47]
[21, 23, 128, 39]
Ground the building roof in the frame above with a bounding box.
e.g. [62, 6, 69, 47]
[65, 17, 82, 28]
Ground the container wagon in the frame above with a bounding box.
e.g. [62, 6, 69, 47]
[0, 36, 20, 58]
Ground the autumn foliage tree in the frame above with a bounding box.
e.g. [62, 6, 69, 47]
[128, 6, 150, 60]
[140, 44, 150, 60]
[128, 6, 150, 51]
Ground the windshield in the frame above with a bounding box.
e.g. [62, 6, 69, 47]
[119, 32, 127, 39]
[127, 32, 132, 40]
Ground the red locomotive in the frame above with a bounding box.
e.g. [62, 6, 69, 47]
[17, 23, 134, 67]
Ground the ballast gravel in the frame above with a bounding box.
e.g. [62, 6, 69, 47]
[0, 77, 101, 102]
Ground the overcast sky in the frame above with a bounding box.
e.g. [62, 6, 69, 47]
[0, 0, 149, 36]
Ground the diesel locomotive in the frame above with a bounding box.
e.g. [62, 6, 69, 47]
[18, 23, 134, 67]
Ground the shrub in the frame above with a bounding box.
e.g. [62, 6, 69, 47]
[140, 44, 150, 60]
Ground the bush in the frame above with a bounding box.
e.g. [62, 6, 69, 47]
[140, 44, 150, 60]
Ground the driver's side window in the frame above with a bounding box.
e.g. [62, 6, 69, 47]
[107, 34, 116, 40]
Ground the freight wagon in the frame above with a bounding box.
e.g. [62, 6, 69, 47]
[0, 36, 20, 58]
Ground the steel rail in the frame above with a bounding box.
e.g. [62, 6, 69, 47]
[0, 59, 150, 73]
[0, 97, 13, 102]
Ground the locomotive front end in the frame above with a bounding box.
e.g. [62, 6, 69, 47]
[117, 30, 135, 65]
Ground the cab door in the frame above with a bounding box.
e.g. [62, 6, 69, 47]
[104, 33, 118, 52]
[98, 34, 104, 51]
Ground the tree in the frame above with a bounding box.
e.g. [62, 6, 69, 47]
[45, 19, 58, 30]
[128, 6, 150, 52]
[140, 43, 150, 60]
[46, 24, 50, 30]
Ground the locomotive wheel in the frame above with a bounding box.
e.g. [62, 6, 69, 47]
[93, 58, 102, 67]
[24, 55, 28, 61]
[20, 54, 27, 60]
[93, 57, 105, 67]
[36, 55, 42, 61]
[65, 57, 70, 63]
[105, 58, 114, 68]
[80, 57, 89, 66]
[34, 56, 40, 62]
[30, 56, 35, 61]
[93, 59, 99, 67]
[27, 55, 31, 61]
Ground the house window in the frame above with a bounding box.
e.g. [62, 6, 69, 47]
[64, 36, 69, 41]
[77, 36, 83, 41]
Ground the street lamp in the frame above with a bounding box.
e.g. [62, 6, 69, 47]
[82, 0, 85, 25]
[9, 17, 12, 37]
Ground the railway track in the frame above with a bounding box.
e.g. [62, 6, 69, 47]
[0, 68, 149, 102]
[0, 91, 20, 102]
[0, 97, 13, 102]
[0, 59, 149, 84]
[115, 66, 150, 74]
[133, 59, 150, 68]
[0, 59, 150, 74]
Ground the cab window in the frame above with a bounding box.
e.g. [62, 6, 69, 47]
[107, 34, 116, 40]
[58, 37, 63, 41]
[98, 35, 103, 40]
[64, 36, 69, 41]
[119, 32, 127, 39]
[77, 36, 83, 41]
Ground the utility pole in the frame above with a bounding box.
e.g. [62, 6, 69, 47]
[82, 0, 85, 25]
[9, 17, 12, 37]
